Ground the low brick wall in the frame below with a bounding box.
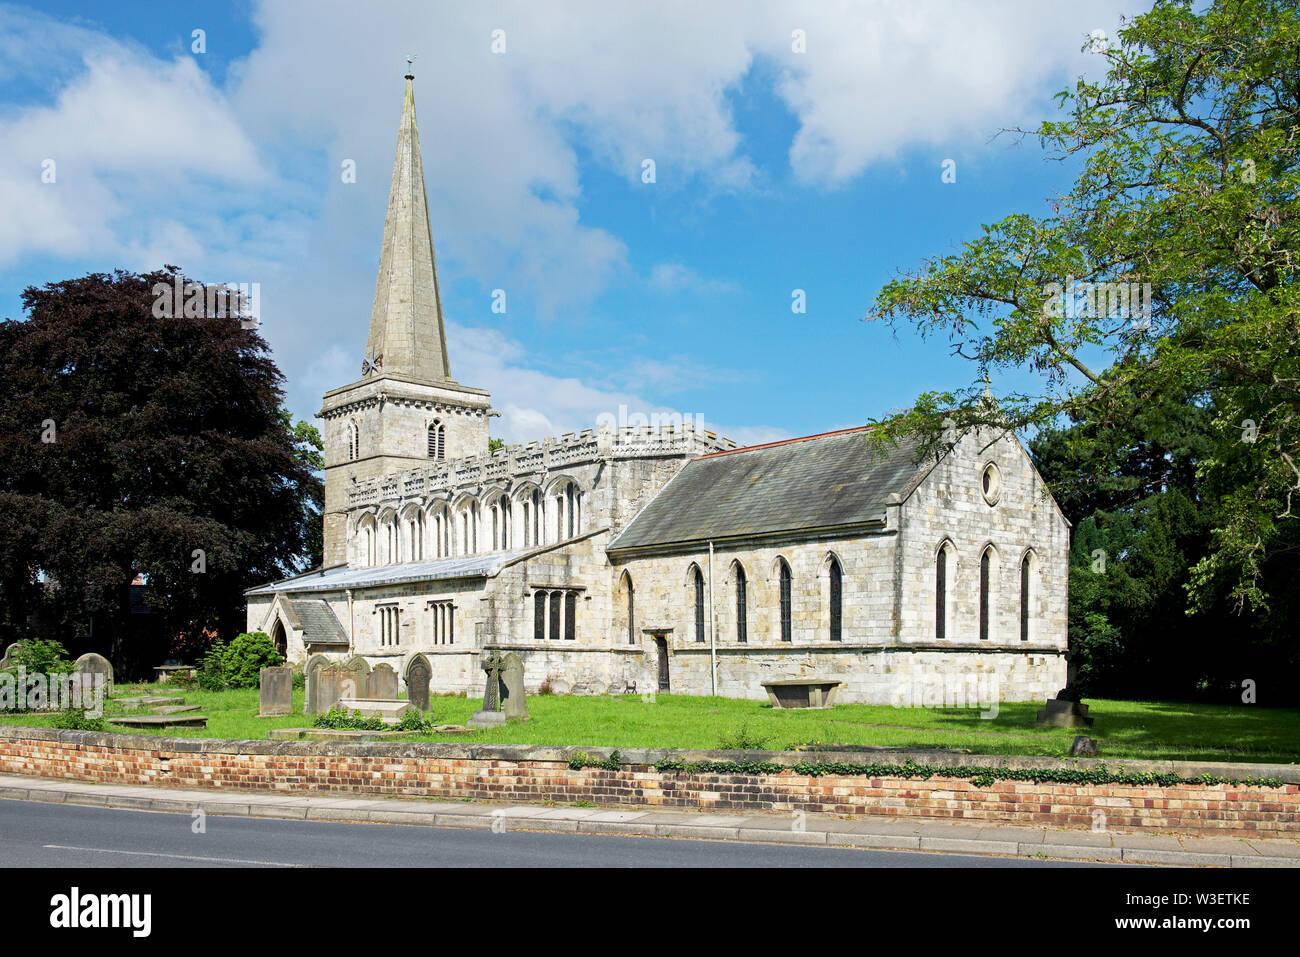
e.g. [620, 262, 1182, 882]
[1, 725, 1297, 838]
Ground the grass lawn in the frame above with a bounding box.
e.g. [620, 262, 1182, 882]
[3, 684, 1298, 764]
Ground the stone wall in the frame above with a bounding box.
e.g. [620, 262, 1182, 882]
[2, 727, 1296, 839]
[898, 428, 1070, 652]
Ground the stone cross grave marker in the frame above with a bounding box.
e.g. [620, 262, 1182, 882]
[468, 650, 507, 728]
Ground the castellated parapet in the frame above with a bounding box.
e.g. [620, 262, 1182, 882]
[348, 423, 734, 511]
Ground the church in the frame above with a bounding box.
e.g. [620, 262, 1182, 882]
[245, 73, 1070, 705]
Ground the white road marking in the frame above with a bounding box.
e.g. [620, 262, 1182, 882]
[42, 844, 304, 867]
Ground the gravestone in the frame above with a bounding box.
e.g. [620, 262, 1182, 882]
[1069, 735, 1100, 757]
[1035, 650, 1093, 727]
[468, 651, 507, 728]
[73, 652, 114, 694]
[500, 652, 529, 721]
[258, 666, 292, 716]
[315, 664, 359, 714]
[0, 641, 24, 669]
[367, 663, 398, 699]
[303, 655, 329, 714]
[344, 655, 371, 691]
[404, 655, 431, 712]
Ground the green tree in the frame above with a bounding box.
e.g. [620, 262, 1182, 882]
[279, 409, 324, 569]
[867, 0, 1300, 614]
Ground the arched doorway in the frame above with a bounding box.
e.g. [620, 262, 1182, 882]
[271, 618, 287, 658]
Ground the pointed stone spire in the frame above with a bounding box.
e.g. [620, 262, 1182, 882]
[364, 67, 452, 383]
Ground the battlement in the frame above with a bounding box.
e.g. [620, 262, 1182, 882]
[347, 423, 735, 509]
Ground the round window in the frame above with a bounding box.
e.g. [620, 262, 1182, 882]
[980, 462, 1002, 505]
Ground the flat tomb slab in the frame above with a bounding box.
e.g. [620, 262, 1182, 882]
[335, 698, 415, 725]
[151, 705, 201, 715]
[108, 714, 208, 729]
[267, 724, 472, 741]
[760, 679, 842, 710]
[114, 696, 185, 711]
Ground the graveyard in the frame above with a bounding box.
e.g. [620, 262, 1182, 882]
[2, 682, 1297, 764]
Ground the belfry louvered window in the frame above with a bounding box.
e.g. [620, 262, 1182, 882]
[427, 421, 445, 460]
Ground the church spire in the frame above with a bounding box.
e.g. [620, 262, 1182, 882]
[364, 66, 452, 383]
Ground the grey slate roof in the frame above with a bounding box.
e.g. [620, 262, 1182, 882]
[289, 599, 348, 646]
[608, 428, 928, 552]
[245, 552, 524, 596]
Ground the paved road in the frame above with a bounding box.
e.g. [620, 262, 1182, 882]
[0, 799, 1119, 867]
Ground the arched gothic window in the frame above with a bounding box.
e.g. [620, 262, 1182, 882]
[979, 549, 991, 640]
[734, 563, 747, 643]
[692, 565, 705, 643]
[778, 559, 792, 642]
[1020, 552, 1033, 642]
[828, 556, 842, 642]
[620, 573, 635, 646]
[936, 542, 955, 640]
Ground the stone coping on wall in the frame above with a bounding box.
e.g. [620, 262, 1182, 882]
[1, 724, 1296, 784]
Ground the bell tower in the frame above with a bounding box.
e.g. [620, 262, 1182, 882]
[319, 67, 491, 568]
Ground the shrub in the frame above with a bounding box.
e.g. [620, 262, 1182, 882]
[219, 632, 284, 689]
[196, 632, 284, 690]
[196, 641, 227, 691]
[313, 707, 388, 731]
[396, 709, 429, 732]
[10, 639, 74, 675]
[51, 708, 107, 732]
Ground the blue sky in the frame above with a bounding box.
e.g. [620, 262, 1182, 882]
[0, 1, 1144, 446]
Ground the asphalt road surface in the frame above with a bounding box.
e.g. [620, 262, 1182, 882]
[0, 799, 1121, 868]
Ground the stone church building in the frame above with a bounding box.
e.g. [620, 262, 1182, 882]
[246, 73, 1070, 705]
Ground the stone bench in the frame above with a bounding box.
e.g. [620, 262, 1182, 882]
[761, 679, 842, 710]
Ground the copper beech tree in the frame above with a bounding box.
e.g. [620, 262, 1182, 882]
[0, 267, 322, 671]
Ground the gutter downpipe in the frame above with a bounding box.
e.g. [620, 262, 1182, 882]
[708, 540, 717, 696]
[346, 588, 355, 654]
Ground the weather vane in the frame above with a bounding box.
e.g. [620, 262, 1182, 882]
[405, 54, 417, 77]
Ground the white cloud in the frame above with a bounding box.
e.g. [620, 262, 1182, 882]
[0, 0, 1143, 447]
[0, 10, 272, 271]
[648, 263, 739, 295]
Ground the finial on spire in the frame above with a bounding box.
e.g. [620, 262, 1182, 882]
[981, 372, 993, 403]
[405, 54, 417, 80]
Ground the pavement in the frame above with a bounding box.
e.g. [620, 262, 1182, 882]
[1, 772, 1297, 867]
